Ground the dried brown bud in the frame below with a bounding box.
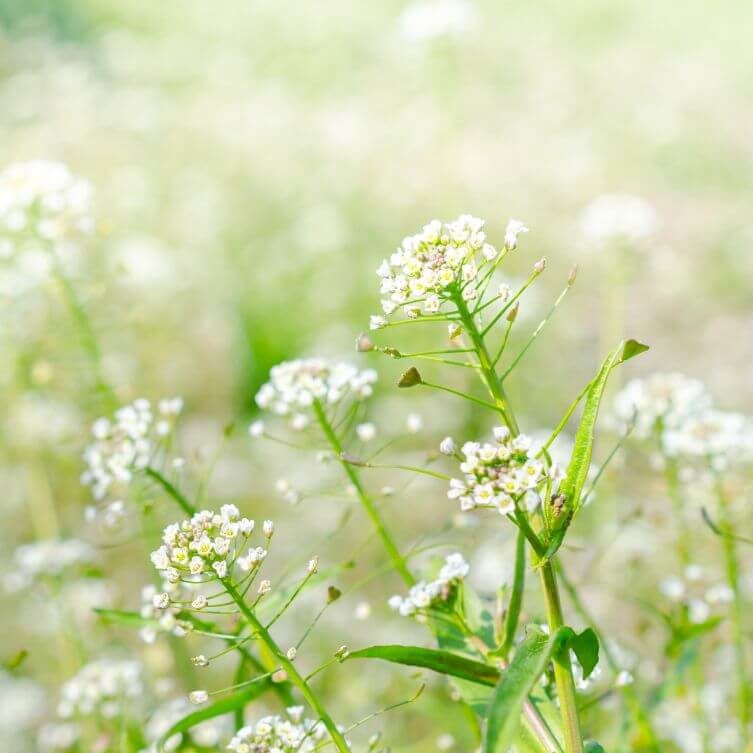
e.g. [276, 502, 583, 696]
[398, 366, 422, 388]
[340, 452, 367, 466]
[506, 302, 519, 323]
[550, 494, 566, 516]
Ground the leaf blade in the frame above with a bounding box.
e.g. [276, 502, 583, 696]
[484, 626, 572, 753]
[347, 644, 500, 687]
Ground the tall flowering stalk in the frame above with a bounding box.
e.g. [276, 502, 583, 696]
[367, 214, 647, 753]
[253, 357, 414, 585]
[150, 506, 351, 752]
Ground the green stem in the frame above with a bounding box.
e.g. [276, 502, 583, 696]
[313, 400, 414, 586]
[715, 476, 750, 728]
[454, 292, 519, 433]
[145, 466, 195, 515]
[539, 561, 584, 753]
[223, 580, 351, 753]
[49, 250, 117, 410]
[556, 562, 661, 751]
[501, 528, 526, 657]
[663, 456, 690, 567]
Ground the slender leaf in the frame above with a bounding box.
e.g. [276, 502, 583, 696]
[484, 626, 573, 753]
[347, 645, 500, 687]
[157, 680, 272, 752]
[94, 608, 153, 628]
[544, 339, 648, 558]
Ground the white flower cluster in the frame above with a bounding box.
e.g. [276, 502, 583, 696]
[663, 410, 753, 468]
[57, 659, 142, 720]
[150, 505, 267, 582]
[447, 428, 547, 513]
[228, 708, 326, 753]
[579, 193, 658, 248]
[614, 373, 753, 467]
[613, 372, 712, 439]
[0, 160, 93, 256]
[81, 397, 183, 500]
[371, 215, 527, 328]
[4, 539, 96, 592]
[138, 582, 190, 644]
[388, 552, 469, 617]
[255, 358, 377, 427]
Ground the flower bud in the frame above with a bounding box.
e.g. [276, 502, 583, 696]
[439, 436, 456, 455]
[189, 690, 208, 705]
[355, 332, 375, 352]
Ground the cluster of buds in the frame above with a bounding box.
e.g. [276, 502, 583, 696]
[254, 358, 377, 430]
[370, 215, 528, 328]
[388, 552, 469, 617]
[138, 582, 191, 644]
[150, 505, 270, 583]
[447, 428, 547, 513]
[228, 707, 327, 752]
[81, 397, 183, 501]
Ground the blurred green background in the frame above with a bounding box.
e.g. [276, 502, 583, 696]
[1, 1, 752, 751]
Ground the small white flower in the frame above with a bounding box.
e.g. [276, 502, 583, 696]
[504, 219, 528, 250]
[248, 420, 265, 438]
[439, 436, 456, 455]
[356, 422, 377, 442]
[406, 413, 423, 433]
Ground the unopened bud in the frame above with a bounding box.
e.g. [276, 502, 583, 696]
[506, 302, 519, 323]
[334, 645, 350, 661]
[263, 520, 274, 538]
[355, 333, 375, 352]
[533, 257, 547, 274]
[191, 655, 209, 667]
[568, 265, 578, 286]
[307, 556, 319, 574]
[448, 323, 463, 340]
[258, 579, 272, 595]
[272, 669, 288, 683]
[286, 647, 297, 661]
[340, 452, 367, 467]
[439, 436, 456, 455]
[189, 690, 208, 705]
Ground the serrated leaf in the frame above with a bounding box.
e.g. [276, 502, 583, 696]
[157, 680, 272, 752]
[567, 628, 599, 680]
[347, 645, 500, 687]
[544, 339, 648, 559]
[484, 626, 573, 753]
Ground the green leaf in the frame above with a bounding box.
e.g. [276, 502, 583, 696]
[94, 608, 152, 627]
[484, 626, 572, 753]
[347, 645, 500, 687]
[567, 628, 599, 680]
[584, 742, 605, 753]
[3, 649, 28, 671]
[157, 679, 272, 752]
[544, 339, 648, 559]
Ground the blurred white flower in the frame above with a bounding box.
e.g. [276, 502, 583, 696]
[398, 0, 479, 43]
[579, 193, 658, 248]
[255, 359, 377, 428]
[388, 552, 468, 617]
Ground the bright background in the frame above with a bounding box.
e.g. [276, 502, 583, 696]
[1, 1, 752, 751]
